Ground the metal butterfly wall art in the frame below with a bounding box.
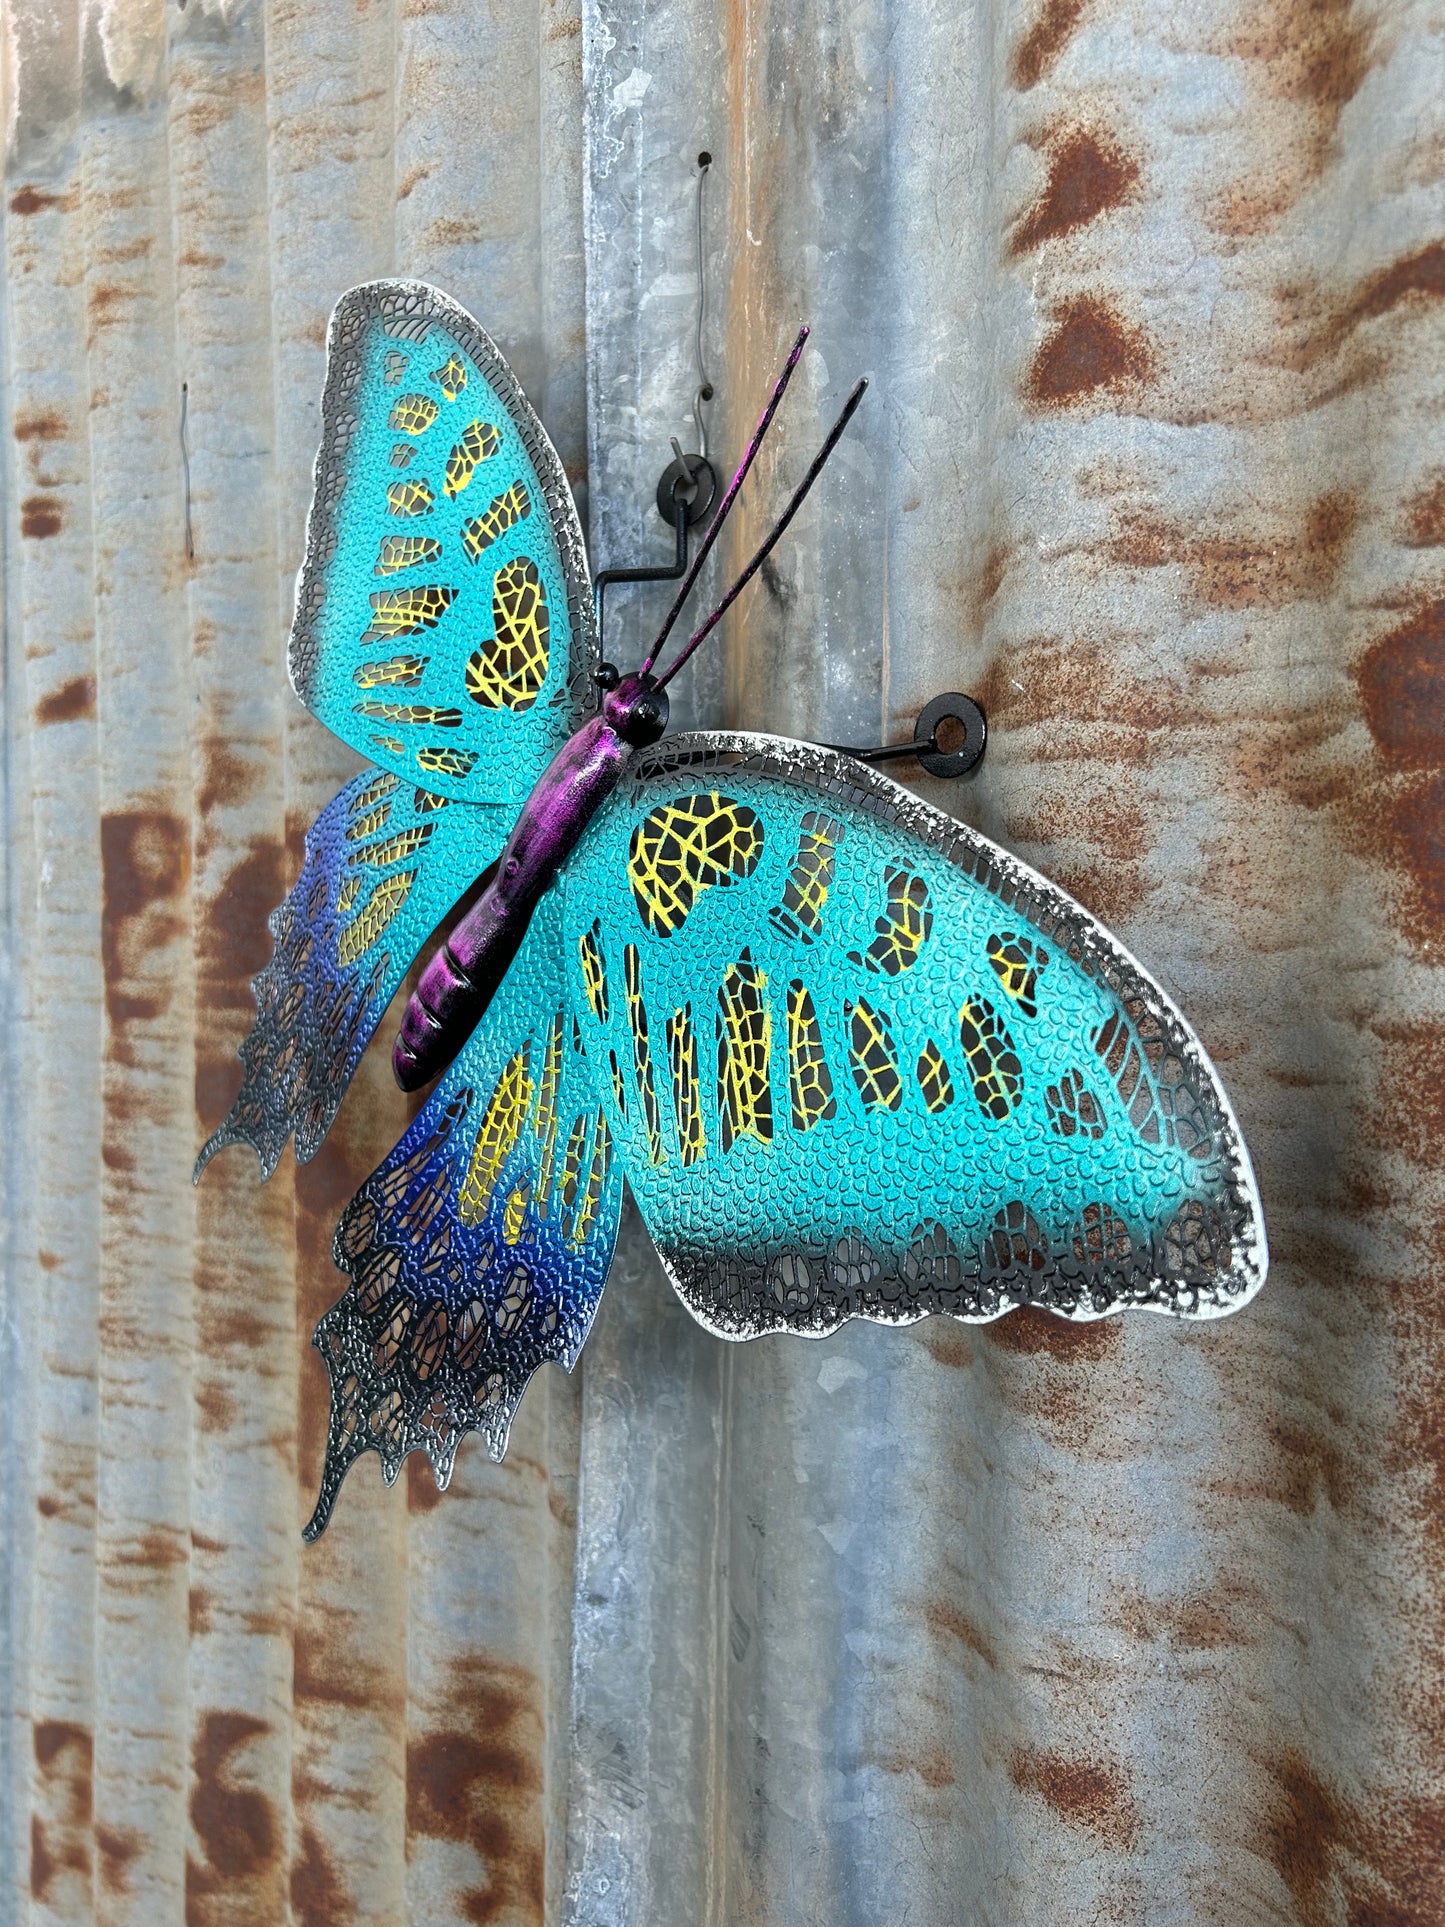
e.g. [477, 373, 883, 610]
[196, 281, 1268, 1539]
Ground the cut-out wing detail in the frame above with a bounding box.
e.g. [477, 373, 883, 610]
[290, 281, 595, 807]
[560, 734, 1266, 1338]
[195, 768, 505, 1179]
[305, 889, 619, 1538]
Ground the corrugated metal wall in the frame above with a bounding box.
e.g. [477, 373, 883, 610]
[2, 0, 1441, 1921]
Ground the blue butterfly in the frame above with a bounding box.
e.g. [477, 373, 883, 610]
[195, 281, 1267, 1539]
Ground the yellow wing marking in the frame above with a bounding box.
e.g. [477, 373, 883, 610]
[416, 745, 478, 778]
[346, 802, 392, 842]
[336, 875, 362, 916]
[348, 823, 434, 869]
[786, 981, 835, 1131]
[360, 584, 455, 643]
[628, 793, 764, 938]
[916, 1039, 956, 1113]
[578, 920, 609, 1021]
[413, 789, 449, 814]
[852, 866, 933, 976]
[461, 481, 533, 562]
[846, 998, 903, 1113]
[566, 1111, 612, 1250]
[716, 951, 773, 1151]
[624, 946, 665, 1166]
[370, 734, 405, 754]
[354, 655, 428, 690]
[769, 811, 841, 942]
[987, 931, 1049, 1018]
[354, 699, 463, 730]
[337, 869, 416, 968]
[959, 996, 1023, 1121]
[389, 393, 439, 436]
[532, 1011, 565, 1216]
[375, 534, 442, 576]
[431, 352, 468, 400]
[465, 556, 550, 711]
[665, 1005, 705, 1166]
[444, 419, 501, 499]
[386, 478, 435, 517]
[502, 1183, 530, 1246]
[458, 1044, 534, 1226]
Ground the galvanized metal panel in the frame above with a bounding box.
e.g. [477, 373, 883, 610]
[2, 0, 1442, 1921]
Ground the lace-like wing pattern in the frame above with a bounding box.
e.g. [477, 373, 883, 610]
[305, 891, 619, 1537]
[560, 735, 1266, 1339]
[196, 769, 505, 1178]
[289, 280, 595, 808]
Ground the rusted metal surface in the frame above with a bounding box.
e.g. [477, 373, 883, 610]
[3, 0, 1443, 1920]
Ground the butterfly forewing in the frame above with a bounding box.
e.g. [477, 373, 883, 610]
[559, 734, 1266, 1339]
[290, 281, 596, 808]
[305, 889, 619, 1537]
[200, 283, 595, 1178]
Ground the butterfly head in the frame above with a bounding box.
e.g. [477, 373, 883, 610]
[601, 670, 669, 747]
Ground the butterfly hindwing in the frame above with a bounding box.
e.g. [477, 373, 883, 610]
[196, 768, 508, 1178]
[559, 734, 1266, 1338]
[305, 888, 620, 1537]
[290, 281, 596, 807]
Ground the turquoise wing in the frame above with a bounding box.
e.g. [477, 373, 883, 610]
[557, 734, 1267, 1336]
[196, 768, 505, 1177]
[290, 280, 596, 807]
[304, 888, 620, 1537]
[199, 282, 595, 1179]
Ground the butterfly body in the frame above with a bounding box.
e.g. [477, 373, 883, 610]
[394, 673, 669, 1090]
[195, 279, 1267, 1538]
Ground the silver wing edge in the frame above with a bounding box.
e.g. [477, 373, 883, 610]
[286, 278, 598, 782]
[618, 729, 1269, 1339]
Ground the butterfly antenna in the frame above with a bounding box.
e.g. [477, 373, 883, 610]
[653, 377, 868, 692]
[637, 325, 810, 680]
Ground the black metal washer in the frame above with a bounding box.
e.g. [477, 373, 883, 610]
[915, 692, 987, 778]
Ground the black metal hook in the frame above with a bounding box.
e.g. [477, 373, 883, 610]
[827, 692, 987, 780]
[593, 442, 719, 674]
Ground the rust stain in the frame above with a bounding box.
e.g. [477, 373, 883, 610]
[1213, 0, 1374, 219]
[1010, 126, 1139, 256]
[194, 1380, 235, 1434]
[978, 635, 1187, 768]
[14, 408, 65, 441]
[1402, 475, 1445, 550]
[292, 1824, 349, 1927]
[1280, 243, 1445, 373]
[925, 1598, 998, 1668]
[407, 1453, 444, 1513]
[1108, 490, 1359, 610]
[21, 494, 63, 538]
[1356, 597, 1445, 771]
[406, 1659, 545, 1926]
[1009, 1746, 1141, 1849]
[194, 837, 284, 1129]
[101, 810, 190, 1031]
[984, 1304, 1121, 1360]
[917, 1320, 972, 1369]
[30, 1720, 93, 1901]
[9, 184, 64, 215]
[96, 1823, 141, 1896]
[36, 675, 96, 726]
[1012, 0, 1089, 90]
[1025, 295, 1153, 410]
[186, 1711, 279, 1919]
